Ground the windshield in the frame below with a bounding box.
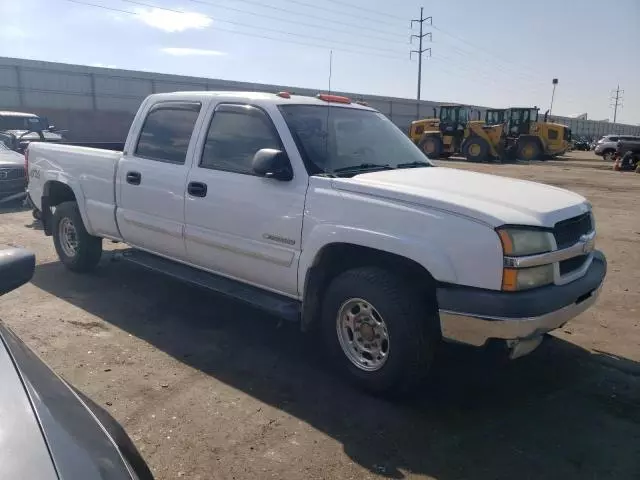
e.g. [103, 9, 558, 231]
[279, 105, 432, 175]
[486, 110, 503, 124]
[0, 115, 48, 131]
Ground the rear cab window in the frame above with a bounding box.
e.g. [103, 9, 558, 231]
[135, 102, 201, 164]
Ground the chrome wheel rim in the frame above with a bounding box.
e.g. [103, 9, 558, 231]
[59, 217, 79, 257]
[336, 298, 389, 372]
[603, 152, 613, 161]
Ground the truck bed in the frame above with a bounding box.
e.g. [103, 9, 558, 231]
[27, 142, 122, 239]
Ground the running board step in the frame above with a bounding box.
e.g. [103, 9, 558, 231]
[117, 249, 300, 322]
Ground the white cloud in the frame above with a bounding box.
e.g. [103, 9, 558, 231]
[134, 8, 211, 33]
[161, 47, 226, 56]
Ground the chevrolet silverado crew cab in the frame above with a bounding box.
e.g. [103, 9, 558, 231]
[27, 91, 606, 395]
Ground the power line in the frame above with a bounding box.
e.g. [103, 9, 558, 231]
[119, 0, 406, 55]
[184, 0, 404, 41]
[610, 85, 624, 123]
[410, 7, 431, 101]
[63, 0, 409, 59]
[320, 0, 407, 21]
[274, 0, 402, 27]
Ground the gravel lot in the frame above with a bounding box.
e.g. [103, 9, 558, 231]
[1, 151, 639, 480]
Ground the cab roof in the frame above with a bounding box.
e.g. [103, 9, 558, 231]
[0, 111, 39, 117]
[145, 91, 375, 111]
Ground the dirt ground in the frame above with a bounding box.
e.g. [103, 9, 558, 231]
[1, 150, 639, 480]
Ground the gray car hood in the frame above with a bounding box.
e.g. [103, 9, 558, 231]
[0, 334, 58, 479]
[0, 147, 25, 166]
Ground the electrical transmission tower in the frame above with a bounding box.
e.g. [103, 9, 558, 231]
[410, 7, 432, 102]
[610, 85, 624, 123]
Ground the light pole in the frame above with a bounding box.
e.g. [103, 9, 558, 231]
[549, 78, 558, 115]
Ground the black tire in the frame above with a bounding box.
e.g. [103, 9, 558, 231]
[517, 139, 542, 161]
[321, 267, 438, 396]
[419, 135, 443, 158]
[463, 136, 490, 162]
[52, 201, 102, 273]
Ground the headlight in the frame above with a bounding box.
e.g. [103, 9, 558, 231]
[502, 265, 554, 291]
[497, 228, 554, 256]
[497, 228, 555, 291]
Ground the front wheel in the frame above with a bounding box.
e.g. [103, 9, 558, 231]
[517, 139, 542, 161]
[321, 267, 438, 396]
[602, 150, 615, 161]
[52, 201, 103, 273]
[463, 136, 490, 162]
[419, 135, 443, 158]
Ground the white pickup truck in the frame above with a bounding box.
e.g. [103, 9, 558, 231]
[27, 91, 606, 395]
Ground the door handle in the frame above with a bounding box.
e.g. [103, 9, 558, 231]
[126, 171, 141, 185]
[188, 181, 207, 197]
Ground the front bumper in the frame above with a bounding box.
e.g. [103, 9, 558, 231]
[438, 251, 606, 356]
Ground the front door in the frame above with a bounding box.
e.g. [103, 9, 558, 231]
[116, 101, 202, 260]
[184, 103, 306, 297]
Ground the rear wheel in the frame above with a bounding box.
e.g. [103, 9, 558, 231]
[52, 201, 102, 273]
[419, 135, 443, 158]
[463, 136, 490, 162]
[321, 267, 438, 396]
[517, 139, 542, 161]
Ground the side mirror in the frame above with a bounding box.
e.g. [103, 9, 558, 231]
[252, 149, 293, 181]
[0, 249, 35, 296]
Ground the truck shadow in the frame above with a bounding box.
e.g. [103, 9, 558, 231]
[31, 259, 640, 480]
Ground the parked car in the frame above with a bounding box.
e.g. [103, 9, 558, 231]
[594, 134, 640, 161]
[572, 139, 591, 151]
[26, 91, 607, 395]
[0, 142, 27, 203]
[0, 248, 154, 479]
[0, 111, 64, 153]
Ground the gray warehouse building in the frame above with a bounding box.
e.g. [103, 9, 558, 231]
[1, 56, 638, 142]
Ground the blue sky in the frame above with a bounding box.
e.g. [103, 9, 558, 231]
[2, 0, 639, 124]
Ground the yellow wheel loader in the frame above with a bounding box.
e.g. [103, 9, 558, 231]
[504, 108, 571, 160]
[413, 105, 474, 158]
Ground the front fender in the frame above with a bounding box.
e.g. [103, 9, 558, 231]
[297, 223, 458, 297]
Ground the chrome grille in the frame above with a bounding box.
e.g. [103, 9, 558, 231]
[0, 167, 26, 181]
[553, 213, 592, 250]
[559, 254, 588, 276]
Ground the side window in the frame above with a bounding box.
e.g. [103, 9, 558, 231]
[135, 103, 201, 164]
[609, 136, 618, 142]
[548, 129, 559, 140]
[200, 105, 281, 174]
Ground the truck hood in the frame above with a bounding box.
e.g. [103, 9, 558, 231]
[332, 167, 590, 228]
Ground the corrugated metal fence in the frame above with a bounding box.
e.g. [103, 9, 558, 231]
[1, 56, 638, 142]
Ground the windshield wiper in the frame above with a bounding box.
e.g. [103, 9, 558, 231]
[333, 163, 394, 174]
[396, 161, 431, 169]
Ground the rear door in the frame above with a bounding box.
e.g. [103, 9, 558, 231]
[116, 101, 203, 260]
[183, 103, 306, 297]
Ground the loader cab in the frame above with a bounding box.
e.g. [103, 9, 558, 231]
[438, 105, 468, 135]
[507, 108, 539, 136]
[485, 109, 506, 125]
